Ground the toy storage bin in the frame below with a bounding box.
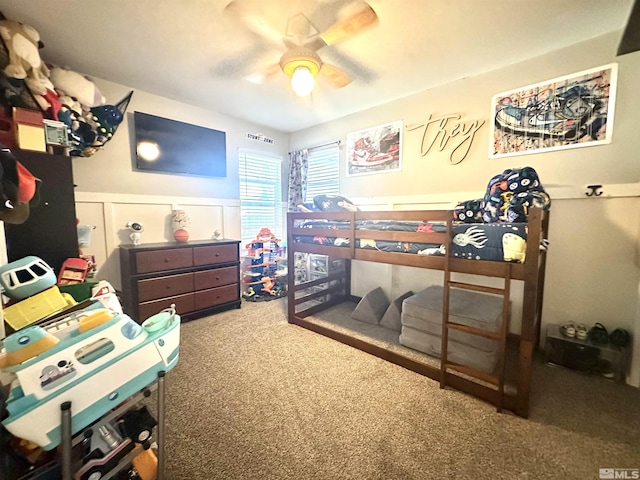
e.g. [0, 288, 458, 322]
[77, 224, 96, 247]
[3, 286, 71, 330]
[59, 281, 98, 302]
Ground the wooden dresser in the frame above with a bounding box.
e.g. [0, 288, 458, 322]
[119, 239, 241, 323]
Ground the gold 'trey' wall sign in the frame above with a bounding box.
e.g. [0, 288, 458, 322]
[407, 113, 485, 165]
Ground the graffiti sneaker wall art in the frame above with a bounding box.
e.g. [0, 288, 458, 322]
[346, 120, 402, 176]
[490, 64, 618, 158]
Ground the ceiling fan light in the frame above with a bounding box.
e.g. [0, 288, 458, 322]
[291, 66, 315, 96]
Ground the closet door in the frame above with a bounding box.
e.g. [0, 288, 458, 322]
[4, 150, 79, 274]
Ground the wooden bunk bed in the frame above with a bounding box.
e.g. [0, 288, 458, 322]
[286, 207, 549, 418]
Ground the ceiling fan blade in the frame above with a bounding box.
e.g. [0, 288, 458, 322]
[321, 47, 376, 83]
[318, 1, 378, 47]
[245, 62, 282, 84]
[224, 0, 284, 46]
[319, 63, 352, 88]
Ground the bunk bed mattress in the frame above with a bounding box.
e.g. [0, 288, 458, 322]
[293, 221, 528, 262]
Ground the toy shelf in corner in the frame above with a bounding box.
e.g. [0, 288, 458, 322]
[241, 228, 287, 302]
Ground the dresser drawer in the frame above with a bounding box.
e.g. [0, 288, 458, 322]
[121, 240, 241, 322]
[137, 272, 194, 302]
[135, 248, 193, 274]
[194, 266, 237, 290]
[138, 292, 195, 322]
[193, 244, 238, 266]
[194, 284, 239, 310]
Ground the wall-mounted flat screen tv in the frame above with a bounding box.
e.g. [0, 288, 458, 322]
[133, 111, 227, 178]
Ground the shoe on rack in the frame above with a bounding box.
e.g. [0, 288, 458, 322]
[598, 359, 616, 380]
[575, 323, 588, 341]
[588, 323, 609, 345]
[609, 328, 631, 348]
[560, 322, 576, 338]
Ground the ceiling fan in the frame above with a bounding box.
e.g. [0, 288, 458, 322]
[224, 0, 379, 96]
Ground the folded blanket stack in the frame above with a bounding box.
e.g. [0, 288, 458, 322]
[454, 166, 551, 224]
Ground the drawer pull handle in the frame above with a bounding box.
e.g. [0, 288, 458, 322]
[215, 253, 220, 257]
[164, 258, 170, 262]
[216, 277, 220, 280]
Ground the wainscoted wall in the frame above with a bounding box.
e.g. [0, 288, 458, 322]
[74, 192, 241, 292]
[345, 185, 640, 387]
[288, 33, 640, 387]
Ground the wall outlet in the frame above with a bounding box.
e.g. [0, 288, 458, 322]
[391, 276, 399, 288]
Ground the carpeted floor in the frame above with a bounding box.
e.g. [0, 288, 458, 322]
[159, 298, 640, 480]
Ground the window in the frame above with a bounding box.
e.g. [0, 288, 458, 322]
[239, 150, 283, 250]
[304, 143, 340, 203]
[299, 143, 340, 285]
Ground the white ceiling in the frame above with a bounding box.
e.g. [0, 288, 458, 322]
[0, 0, 635, 133]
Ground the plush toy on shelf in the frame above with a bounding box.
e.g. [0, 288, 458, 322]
[0, 19, 64, 120]
[49, 65, 105, 111]
[0, 19, 51, 96]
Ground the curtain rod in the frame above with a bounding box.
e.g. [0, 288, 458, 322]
[289, 140, 341, 154]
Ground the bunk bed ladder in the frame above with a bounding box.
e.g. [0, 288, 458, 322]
[440, 262, 512, 412]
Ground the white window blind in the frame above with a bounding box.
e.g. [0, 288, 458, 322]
[304, 143, 340, 203]
[239, 150, 283, 250]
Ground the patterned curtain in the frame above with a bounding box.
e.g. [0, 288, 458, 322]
[287, 149, 309, 284]
[287, 149, 308, 212]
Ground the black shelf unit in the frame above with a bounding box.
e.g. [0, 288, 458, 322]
[4, 150, 79, 275]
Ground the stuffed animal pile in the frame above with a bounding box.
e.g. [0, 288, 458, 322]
[0, 17, 131, 157]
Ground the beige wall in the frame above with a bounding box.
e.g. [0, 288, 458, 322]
[289, 32, 640, 387]
[69, 77, 288, 292]
[73, 77, 289, 198]
[290, 32, 639, 190]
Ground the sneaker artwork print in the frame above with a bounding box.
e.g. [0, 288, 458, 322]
[490, 63, 618, 158]
[346, 120, 402, 176]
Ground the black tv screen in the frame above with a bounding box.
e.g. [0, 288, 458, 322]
[133, 112, 227, 178]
